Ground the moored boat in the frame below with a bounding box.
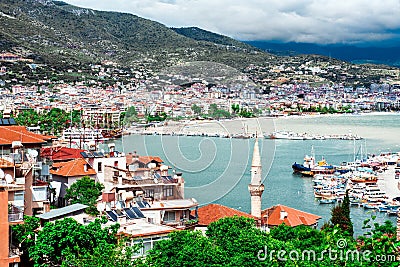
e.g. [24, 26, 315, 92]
[319, 198, 336, 204]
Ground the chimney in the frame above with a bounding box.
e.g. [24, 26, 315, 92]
[280, 210, 288, 221]
[108, 143, 115, 153]
[84, 164, 88, 172]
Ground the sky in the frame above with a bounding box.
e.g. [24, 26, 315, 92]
[62, 0, 400, 46]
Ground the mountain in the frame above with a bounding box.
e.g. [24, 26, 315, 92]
[171, 27, 256, 51]
[245, 41, 400, 67]
[0, 0, 272, 71]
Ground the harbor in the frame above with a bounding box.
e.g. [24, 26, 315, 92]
[114, 113, 400, 236]
[123, 116, 366, 140]
[293, 151, 400, 215]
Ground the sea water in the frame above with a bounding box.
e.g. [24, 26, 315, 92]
[114, 113, 400, 236]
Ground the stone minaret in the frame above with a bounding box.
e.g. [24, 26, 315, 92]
[248, 138, 265, 218]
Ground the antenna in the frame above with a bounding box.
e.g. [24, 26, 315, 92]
[28, 149, 38, 158]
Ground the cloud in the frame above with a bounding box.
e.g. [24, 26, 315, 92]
[63, 0, 400, 44]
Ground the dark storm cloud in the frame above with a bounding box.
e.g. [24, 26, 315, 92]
[63, 0, 400, 44]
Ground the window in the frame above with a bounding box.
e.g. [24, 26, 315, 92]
[143, 241, 151, 253]
[114, 161, 118, 167]
[13, 192, 24, 208]
[163, 211, 175, 222]
[163, 186, 173, 197]
[98, 162, 102, 173]
[32, 187, 47, 201]
[145, 189, 154, 198]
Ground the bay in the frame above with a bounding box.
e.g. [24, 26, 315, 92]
[113, 113, 400, 236]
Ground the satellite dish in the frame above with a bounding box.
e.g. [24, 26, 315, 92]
[0, 169, 4, 179]
[97, 203, 105, 212]
[28, 149, 38, 158]
[148, 163, 156, 169]
[5, 174, 13, 184]
[125, 191, 134, 200]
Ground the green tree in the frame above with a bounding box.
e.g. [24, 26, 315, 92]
[15, 109, 40, 126]
[29, 217, 120, 267]
[62, 239, 142, 267]
[65, 176, 104, 215]
[11, 215, 40, 266]
[71, 110, 81, 127]
[123, 106, 138, 125]
[40, 108, 70, 135]
[145, 230, 224, 267]
[208, 103, 218, 116]
[206, 216, 272, 266]
[358, 216, 400, 264]
[329, 191, 353, 237]
[341, 190, 353, 236]
[191, 104, 202, 115]
[231, 103, 240, 114]
[239, 108, 254, 118]
[146, 112, 167, 122]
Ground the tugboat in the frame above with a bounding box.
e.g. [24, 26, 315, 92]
[293, 156, 335, 176]
[292, 147, 315, 174]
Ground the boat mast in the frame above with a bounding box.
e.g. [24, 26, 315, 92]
[311, 145, 315, 167]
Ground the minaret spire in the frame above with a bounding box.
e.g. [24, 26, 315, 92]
[248, 137, 265, 218]
[251, 137, 262, 185]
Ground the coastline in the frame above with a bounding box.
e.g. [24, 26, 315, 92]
[125, 111, 400, 138]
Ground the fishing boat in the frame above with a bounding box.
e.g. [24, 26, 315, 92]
[269, 131, 304, 140]
[314, 188, 336, 199]
[292, 147, 316, 174]
[300, 171, 314, 177]
[319, 198, 336, 204]
[363, 203, 380, 209]
[349, 198, 363, 206]
[386, 208, 399, 216]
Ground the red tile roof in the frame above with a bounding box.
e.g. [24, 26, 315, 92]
[50, 158, 96, 177]
[261, 205, 321, 227]
[0, 158, 14, 168]
[0, 126, 53, 146]
[192, 203, 256, 226]
[138, 156, 163, 164]
[41, 146, 85, 161]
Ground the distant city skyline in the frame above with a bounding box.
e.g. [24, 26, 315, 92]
[62, 0, 400, 46]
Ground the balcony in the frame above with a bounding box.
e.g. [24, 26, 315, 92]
[8, 212, 23, 223]
[9, 245, 21, 258]
[163, 217, 198, 229]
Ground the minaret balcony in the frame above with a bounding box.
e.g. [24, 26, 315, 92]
[248, 184, 265, 196]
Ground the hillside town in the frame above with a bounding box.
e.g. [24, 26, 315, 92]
[0, 122, 328, 266]
[1, 0, 400, 265]
[1, 52, 400, 133]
